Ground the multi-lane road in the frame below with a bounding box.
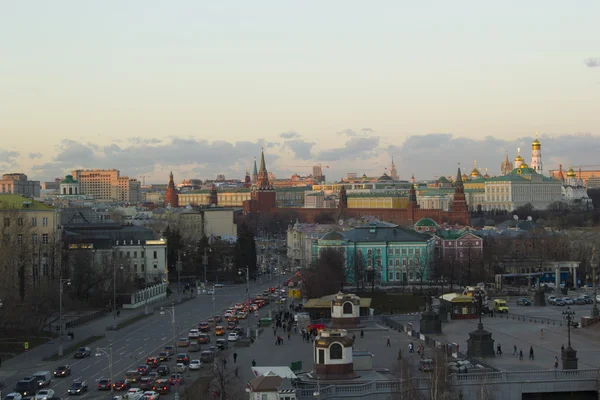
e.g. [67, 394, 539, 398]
[5, 278, 284, 399]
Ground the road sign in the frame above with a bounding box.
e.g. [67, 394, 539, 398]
[24, 342, 29, 350]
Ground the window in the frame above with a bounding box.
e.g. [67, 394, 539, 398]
[343, 302, 353, 314]
[376, 248, 381, 256]
[415, 249, 420, 256]
[133, 264, 138, 272]
[42, 234, 49, 244]
[127, 251, 130, 258]
[17, 217, 23, 226]
[43, 263, 49, 276]
[3, 217, 9, 227]
[42, 217, 48, 227]
[261, 395, 268, 400]
[395, 259, 400, 266]
[31, 217, 37, 227]
[134, 251, 138, 258]
[153, 251, 157, 259]
[153, 264, 157, 269]
[389, 272, 394, 280]
[395, 248, 400, 255]
[388, 259, 393, 267]
[17, 234, 23, 245]
[330, 343, 343, 359]
[32, 234, 38, 244]
[141, 264, 146, 272]
[141, 251, 145, 258]
[396, 271, 401, 280]
[408, 248, 413, 255]
[318, 349, 325, 364]
[367, 249, 372, 256]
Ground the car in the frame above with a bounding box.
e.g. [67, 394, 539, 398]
[164, 345, 175, 355]
[138, 365, 149, 376]
[216, 339, 228, 350]
[188, 329, 200, 338]
[237, 312, 247, 319]
[139, 377, 154, 391]
[223, 310, 233, 318]
[146, 357, 160, 368]
[215, 283, 224, 288]
[143, 391, 160, 400]
[207, 317, 215, 323]
[189, 360, 201, 370]
[54, 365, 72, 377]
[418, 358, 434, 372]
[176, 338, 190, 347]
[127, 389, 145, 400]
[516, 298, 532, 306]
[4, 393, 22, 400]
[73, 347, 91, 358]
[206, 289, 215, 295]
[152, 379, 170, 395]
[97, 379, 112, 390]
[34, 389, 55, 400]
[547, 295, 557, 305]
[158, 351, 170, 362]
[214, 315, 222, 322]
[579, 295, 593, 304]
[113, 380, 131, 391]
[14, 379, 38, 397]
[157, 365, 171, 377]
[200, 350, 215, 363]
[574, 297, 587, 305]
[175, 363, 186, 373]
[227, 332, 239, 342]
[198, 333, 211, 344]
[233, 326, 244, 336]
[148, 372, 159, 382]
[234, 303, 243, 310]
[215, 326, 225, 336]
[198, 323, 210, 332]
[168, 374, 183, 386]
[176, 353, 189, 365]
[555, 298, 566, 306]
[68, 380, 88, 395]
[125, 370, 139, 383]
[563, 297, 574, 305]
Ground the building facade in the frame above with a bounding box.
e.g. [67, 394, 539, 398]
[0, 173, 40, 197]
[72, 169, 141, 202]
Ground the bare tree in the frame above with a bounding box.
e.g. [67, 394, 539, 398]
[302, 247, 346, 298]
[208, 352, 245, 400]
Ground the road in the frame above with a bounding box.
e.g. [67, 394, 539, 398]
[4, 277, 286, 399]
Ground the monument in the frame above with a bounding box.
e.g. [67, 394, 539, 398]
[313, 329, 358, 379]
[466, 292, 495, 358]
[420, 293, 442, 334]
[533, 277, 547, 306]
[330, 292, 360, 329]
[562, 307, 578, 370]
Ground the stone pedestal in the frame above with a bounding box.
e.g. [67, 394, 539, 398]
[438, 302, 449, 322]
[467, 323, 495, 358]
[420, 310, 442, 334]
[533, 290, 546, 306]
[562, 346, 578, 370]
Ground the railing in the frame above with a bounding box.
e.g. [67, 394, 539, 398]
[452, 369, 599, 384]
[65, 310, 109, 329]
[498, 312, 562, 326]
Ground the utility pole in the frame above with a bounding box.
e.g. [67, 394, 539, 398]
[176, 251, 183, 303]
[203, 248, 209, 286]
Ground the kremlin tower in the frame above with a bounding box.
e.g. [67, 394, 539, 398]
[450, 165, 468, 214]
[251, 157, 258, 185]
[389, 157, 399, 180]
[244, 170, 252, 188]
[208, 184, 218, 207]
[501, 151, 513, 175]
[165, 171, 179, 208]
[531, 132, 543, 174]
[244, 149, 277, 214]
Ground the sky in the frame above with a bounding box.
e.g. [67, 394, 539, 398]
[1, 1, 599, 184]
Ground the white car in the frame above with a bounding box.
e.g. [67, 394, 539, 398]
[127, 389, 145, 400]
[215, 283, 224, 288]
[188, 329, 200, 338]
[224, 310, 233, 318]
[189, 360, 201, 370]
[234, 303, 243, 310]
[175, 363, 186, 373]
[5, 393, 23, 400]
[206, 289, 215, 295]
[35, 389, 55, 400]
[227, 332, 239, 342]
[143, 391, 159, 400]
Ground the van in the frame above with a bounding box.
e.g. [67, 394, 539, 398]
[493, 299, 509, 313]
[14, 379, 38, 396]
[32, 371, 52, 388]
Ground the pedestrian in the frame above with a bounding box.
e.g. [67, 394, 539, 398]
[397, 349, 402, 360]
[519, 350, 523, 360]
[496, 344, 502, 356]
[294, 326, 297, 334]
[352, 334, 356, 343]
[386, 337, 391, 347]
[554, 356, 559, 369]
[540, 329, 544, 339]
[252, 359, 256, 367]
[417, 345, 421, 356]
[360, 329, 364, 338]
[233, 352, 238, 364]
[529, 346, 534, 360]
[117, 310, 121, 317]
[513, 345, 517, 355]
[561, 344, 565, 354]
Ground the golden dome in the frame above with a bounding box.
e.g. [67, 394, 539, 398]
[461, 173, 469, 181]
[567, 167, 576, 178]
[520, 162, 529, 169]
[532, 138, 541, 145]
[514, 154, 524, 162]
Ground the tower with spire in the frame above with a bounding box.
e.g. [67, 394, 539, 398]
[389, 157, 399, 180]
[164, 171, 179, 208]
[208, 184, 218, 207]
[244, 169, 252, 188]
[244, 148, 277, 214]
[501, 151, 513, 175]
[450, 164, 468, 215]
[251, 157, 258, 185]
[531, 131, 543, 174]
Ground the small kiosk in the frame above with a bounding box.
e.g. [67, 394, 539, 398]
[439, 293, 479, 320]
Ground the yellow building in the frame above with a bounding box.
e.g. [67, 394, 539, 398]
[178, 187, 306, 208]
[72, 169, 141, 202]
[347, 192, 408, 209]
[0, 194, 60, 294]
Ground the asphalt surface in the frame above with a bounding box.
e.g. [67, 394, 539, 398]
[3, 277, 286, 399]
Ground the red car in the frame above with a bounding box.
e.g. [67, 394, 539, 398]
[197, 334, 210, 344]
[97, 379, 112, 390]
[113, 380, 131, 391]
[198, 322, 210, 332]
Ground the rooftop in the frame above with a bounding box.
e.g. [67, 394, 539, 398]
[0, 194, 53, 210]
[304, 294, 372, 309]
[320, 225, 430, 243]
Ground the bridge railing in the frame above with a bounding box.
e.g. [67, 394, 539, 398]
[452, 369, 599, 384]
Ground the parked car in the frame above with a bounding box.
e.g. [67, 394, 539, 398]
[68, 380, 88, 395]
[555, 298, 566, 306]
[97, 379, 112, 391]
[54, 365, 72, 378]
[574, 297, 587, 305]
[189, 360, 201, 370]
[73, 347, 91, 359]
[516, 298, 532, 306]
[227, 332, 239, 342]
[547, 296, 557, 305]
[563, 297, 574, 305]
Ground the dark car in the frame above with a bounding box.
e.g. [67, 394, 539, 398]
[153, 379, 171, 394]
[113, 380, 131, 391]
[574, 298, 586, 305]
[54, 365, 72, 377]
[516, 298, 531, 306]
[158, 351, 170, 362]
[176, 353, 189, 365]
[139, 377, 153, 391]
[137, 365, 149, 376]
[168, 374, 183, 386]
[198, 322, 210, 332]
[14, 379, 38, 396]
[233, 326, 244, 336]
[67, 381, 88, 395]
[157, 365, 171, 377]
[197, 334, 210, 344]
[97, 379, 112, 391]
[146, 357, 160, 368]
[214, 316, 222, 323]
[73, 347, 91, 359]
[164, 346, 175, 355]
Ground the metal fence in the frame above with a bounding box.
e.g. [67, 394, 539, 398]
[498, 312, 563, 326]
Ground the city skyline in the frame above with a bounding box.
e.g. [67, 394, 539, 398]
[2, 1, 599, 182]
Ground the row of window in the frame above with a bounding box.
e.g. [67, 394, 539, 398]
[359, 248, 422, 256]
[3, 216, 49, 227]
[13, 233, 50, 245]
[118, 250, 159, 259]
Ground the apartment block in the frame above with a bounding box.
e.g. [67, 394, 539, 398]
[72, 169, 141, 202]
[0, 173, 40, 197]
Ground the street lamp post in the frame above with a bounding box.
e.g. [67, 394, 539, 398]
[160, 302, 177, 350]
[95, 345, 113, 391]
[591, 247, 598, 317]
[113, 264, 123, 319]
[562, 306, 578, 369]
[212, 284, 216, 333]
[239, 267, 250, 303]
[59, 278, 71, 339]
[176, 252, 183, 303]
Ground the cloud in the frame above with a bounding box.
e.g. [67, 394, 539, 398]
[28, 152, 42, 159]
[128, 137, 162, 145]
[283, 139, 316, 160]
[337, 128, 375, 137]
[279, 131, 300, 139]
[584, 58, 600, 68]
[316, 136, 381, 161]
